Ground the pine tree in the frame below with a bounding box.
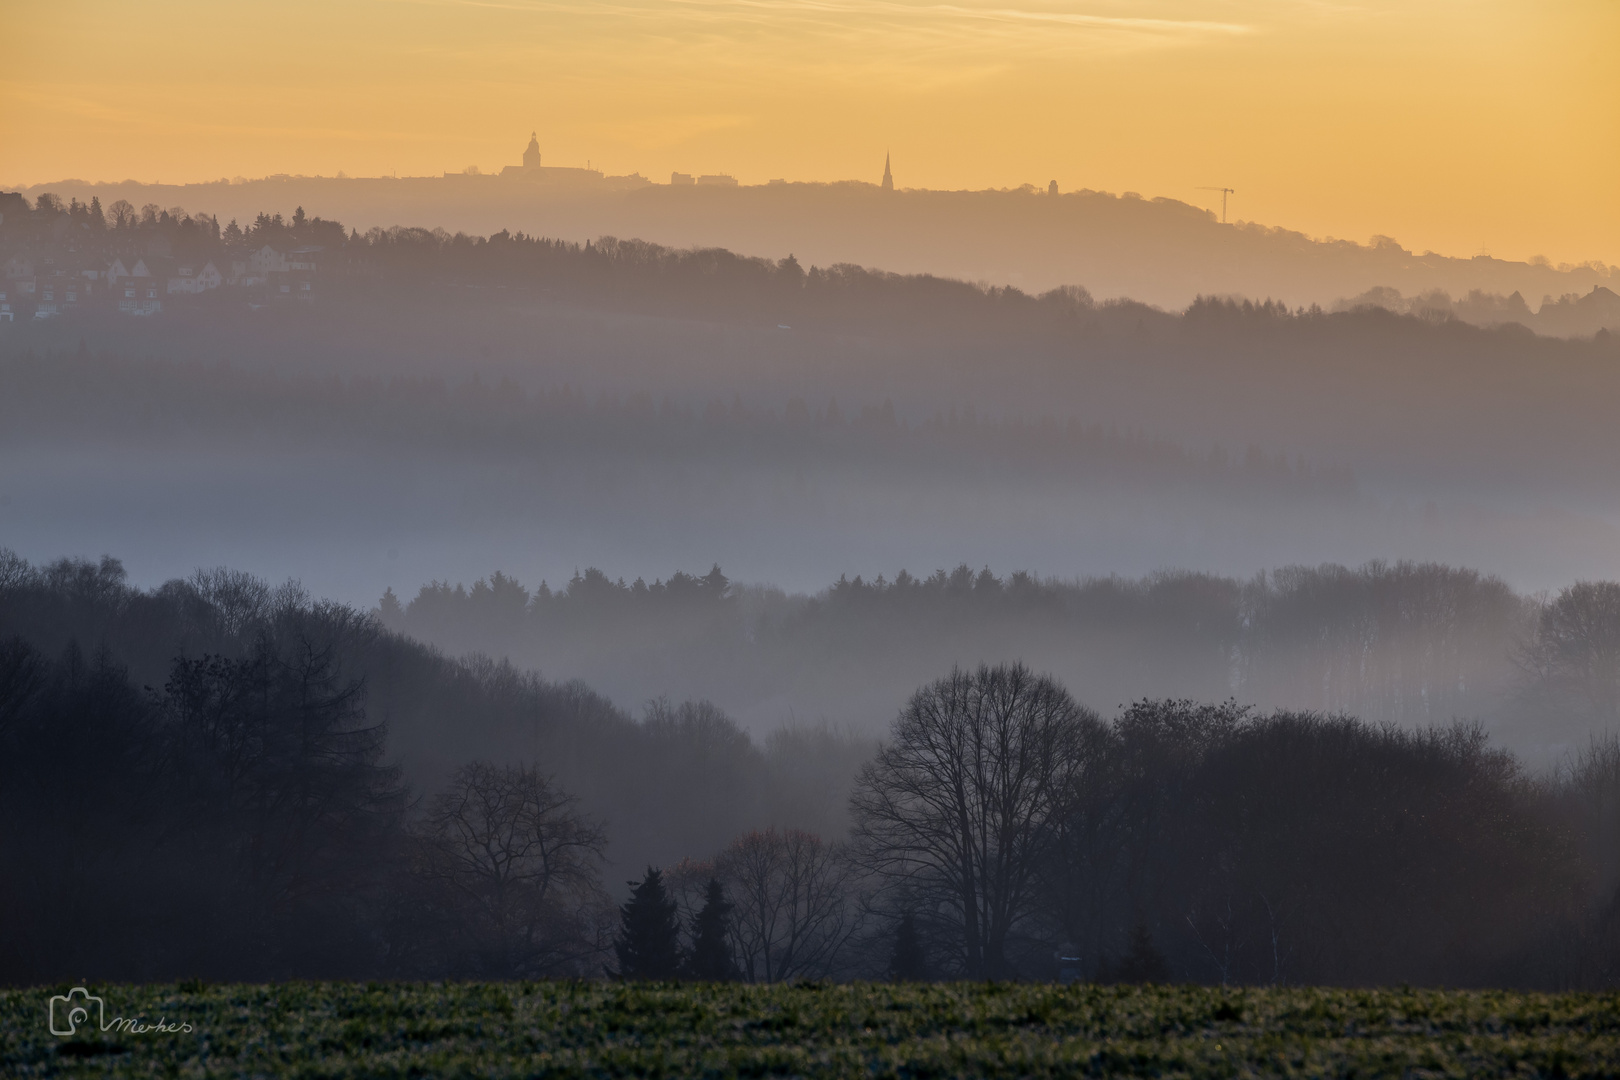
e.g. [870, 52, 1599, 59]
[378, 587, 404, 628]
[887, 912, 929, 981]
[613, 866, 682, 980]
[1111, 922, 1169, 984]
[684, 878, 738, 980]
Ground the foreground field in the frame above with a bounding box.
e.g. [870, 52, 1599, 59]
[4, 980, 1619, 1078]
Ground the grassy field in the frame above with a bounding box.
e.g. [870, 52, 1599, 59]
[3, 980, 1618, 1078]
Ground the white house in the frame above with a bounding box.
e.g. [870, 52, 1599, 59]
[116, 259, 162, 316]
[249, 245, 289, 274]
[168, 261, 222, 294]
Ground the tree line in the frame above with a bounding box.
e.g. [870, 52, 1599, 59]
[3, 548, 1620, 988]
[20, 187, 1610, 347]
[0, 191, 346, 267]
[0, 345, 1353, 505]
[382, 558, 1615, 755]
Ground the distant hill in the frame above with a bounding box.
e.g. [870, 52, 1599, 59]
[14, 174, 1613, 311]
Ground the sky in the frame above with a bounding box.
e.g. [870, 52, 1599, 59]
[2, 1, 1616, 268]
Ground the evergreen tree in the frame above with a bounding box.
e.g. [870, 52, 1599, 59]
[685, 878, 738, 981]
[887, 912, 929, 981]
[88, 196, 105, 230]
[378, 587, 404, 627]
[1111, 922, 1170, 984]
[613, 866, 682, 979]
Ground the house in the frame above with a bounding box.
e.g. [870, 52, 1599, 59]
[0, 290, 13, 322]
[115, 258, 163, 315]
[2, 255, 33, 281]
[168, 261, 223, 294]
[270, 269, 315, 302]
[33, 283, 59, 318]
[34, 270, 88, 317]
[249, 245, 289, 274]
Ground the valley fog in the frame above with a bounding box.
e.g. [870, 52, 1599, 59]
[4, 193, 1620, 991]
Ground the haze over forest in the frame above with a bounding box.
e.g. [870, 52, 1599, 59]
[13, 166, 1618, 311]
[6, 145, 1620, 985]
[5, 190, 1619, 613]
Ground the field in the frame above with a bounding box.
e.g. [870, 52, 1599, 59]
[4, 980, 1619, 1078]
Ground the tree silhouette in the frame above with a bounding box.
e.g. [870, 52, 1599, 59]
[887, 913, 928, 981]
[850, 662, 1105, 978]
[414, 761, 607, 977]
[613, 866, 682, 979]
[1110, 922, 1170, 984]
[684, 878, 738, 980]
[717, 827, 853, 981]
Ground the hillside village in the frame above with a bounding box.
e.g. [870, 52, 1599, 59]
[4, 183, 1617, 338]
[0, 191, 332, 321]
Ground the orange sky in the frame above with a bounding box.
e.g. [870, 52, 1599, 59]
[3, 1, 1616, 267]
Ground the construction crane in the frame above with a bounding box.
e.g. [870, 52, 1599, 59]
[1197, 186, 1235, 224]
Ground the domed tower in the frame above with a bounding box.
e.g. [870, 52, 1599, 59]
[522, 132, 541, 170]
[881, 151, 894, 191]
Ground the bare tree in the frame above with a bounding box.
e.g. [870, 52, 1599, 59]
[849, 662, 1104, 978]
[416, 761, 609, 976]
[717, 828, 854, 981]
[1522, 582, 1620, 721]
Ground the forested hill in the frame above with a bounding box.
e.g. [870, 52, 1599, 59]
[380, 558, 1613, 768]
[8, 176, 1616, 312]
[5, 548, 1620, 988]
[0, 550, 866, 882]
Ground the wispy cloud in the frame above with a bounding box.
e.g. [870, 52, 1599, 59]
[380, 0, 1255, 91]
[403, 0, 1254, 53]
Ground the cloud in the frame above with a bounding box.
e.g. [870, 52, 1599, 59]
[408, 0, 1254, 57]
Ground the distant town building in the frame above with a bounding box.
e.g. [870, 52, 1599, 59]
[1049, 180, 1059, 196]
[671, 172, 695, 186]
[34, 267, 94, 317]
[882, 153, 893, 192]
[115, 259, 162, 316]
[696, 174, 738, 187]
[168, 261, 223, 294]
[500, 131, 606, 186]
[250, 245, 289, 274]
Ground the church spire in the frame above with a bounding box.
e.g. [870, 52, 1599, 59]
[881, 151, 893, 192]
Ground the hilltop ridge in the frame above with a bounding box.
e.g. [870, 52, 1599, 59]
[11, 173, 1612, 312]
